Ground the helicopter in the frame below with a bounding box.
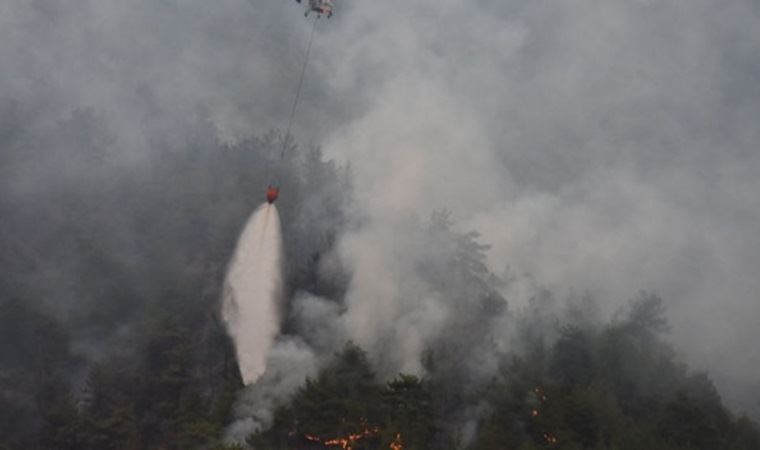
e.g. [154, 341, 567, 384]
[296, 0, 333, 18]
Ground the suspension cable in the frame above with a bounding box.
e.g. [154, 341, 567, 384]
[280, 15, 319, 161]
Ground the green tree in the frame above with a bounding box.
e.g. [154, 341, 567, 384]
[39, 390, 82, 450]
[382, 374, 435, 450]
[549, 326, 594, 388]
[80, 363, 142, 450]
[252, 342, 384, 449]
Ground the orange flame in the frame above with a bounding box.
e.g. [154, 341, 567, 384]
[534, 386, 548, 403]
[324, 427, 380, 450]
[303, 425, 380, 450]
[543, 432, 558, 445]
[389, 433, 403, 450]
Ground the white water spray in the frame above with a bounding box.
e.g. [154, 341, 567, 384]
[222, 203, 283, 385]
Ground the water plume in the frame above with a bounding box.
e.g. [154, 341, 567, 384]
[222, 203, 283, 385]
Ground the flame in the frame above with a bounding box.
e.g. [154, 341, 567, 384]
[300, 418, 404, 450]
[531, 386, 557, 446]
[543, 432, 558, 445]
[389, 433, 403, 450]
[302, 423, 380, 450]
[530, 386, 545, 419]
[533, 386, 547, 403]
[324, 427, 380, 450]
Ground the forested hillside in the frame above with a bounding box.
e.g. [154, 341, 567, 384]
[254, 317, 760, 450]
[1, 103, 759, 450]
[0, 103, 350, 449]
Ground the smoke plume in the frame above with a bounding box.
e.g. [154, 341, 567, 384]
[2, 0, 760, 439]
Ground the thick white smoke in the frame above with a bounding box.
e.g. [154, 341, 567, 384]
[222, 203, 283, 385]
[313, 1, 760, 420]
[225, 336, 320, 443]
[224, 292, 341, 444]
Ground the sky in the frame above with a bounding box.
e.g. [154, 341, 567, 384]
[2, 0, 760, 416]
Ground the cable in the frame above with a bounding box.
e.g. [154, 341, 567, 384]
[279, 15, 319, 161]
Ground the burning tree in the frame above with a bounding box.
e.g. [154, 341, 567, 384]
[249, 344, 436, 450]
[382, 375, 435, 450]
[249, 343, 384, 450]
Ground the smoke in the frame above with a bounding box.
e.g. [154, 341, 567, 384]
[229, 0, 760, 430]
[289, 291, 347, 355]
[226, 336, 319, 443]
[313, 0, 760, 419]
[2, 0, 760, 433]
[222, 203, 283, 385]
[337, 216, 454, 376]
[225, 292, 341, 444]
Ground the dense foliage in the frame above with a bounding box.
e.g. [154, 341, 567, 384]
[1, 104, 759, 449]
[0, 105, 350, 449]
[255, 297, 760, 450]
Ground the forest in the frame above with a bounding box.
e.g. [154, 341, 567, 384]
[1, 103, 760, 450]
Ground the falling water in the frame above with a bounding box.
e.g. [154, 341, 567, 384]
[222, 203, 283, 385]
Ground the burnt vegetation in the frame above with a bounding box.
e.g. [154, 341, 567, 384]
[1, 103, 759, 450]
